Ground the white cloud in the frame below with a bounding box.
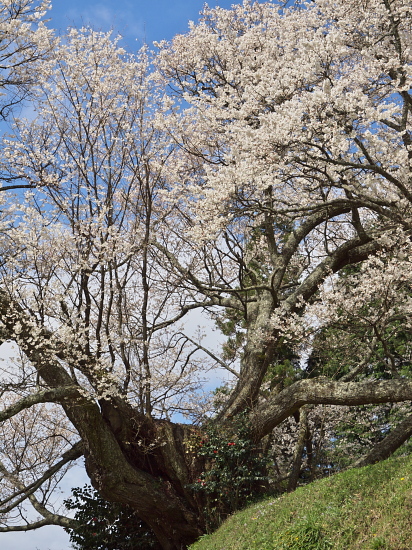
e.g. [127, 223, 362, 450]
[58, 2, 145, 45]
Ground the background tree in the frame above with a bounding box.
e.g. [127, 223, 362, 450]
[0, 1, 411, 549]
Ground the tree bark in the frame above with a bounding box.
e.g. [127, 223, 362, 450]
[250, 378, 412, 440]
[287, 406, 309, 492]
[220, 290, 277, 419]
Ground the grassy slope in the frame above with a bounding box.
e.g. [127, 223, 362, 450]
[190, 455, 412, 550]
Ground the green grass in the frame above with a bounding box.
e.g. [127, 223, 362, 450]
[190, 455, 412, 550]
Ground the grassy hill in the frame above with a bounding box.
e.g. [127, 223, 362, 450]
[190, 455, 412, 550]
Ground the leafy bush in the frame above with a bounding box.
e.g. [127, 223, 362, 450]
[188, 413, 269, 530]
[64, 485, 160, 550]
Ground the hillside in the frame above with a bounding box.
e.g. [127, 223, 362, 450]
[190, 455, 412, 550]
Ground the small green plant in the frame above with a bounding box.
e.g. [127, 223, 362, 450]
[275, 517, 333, 550]
[371, 536, 388, 550]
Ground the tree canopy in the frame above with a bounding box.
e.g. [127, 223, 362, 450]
[0, 1, 412, 548]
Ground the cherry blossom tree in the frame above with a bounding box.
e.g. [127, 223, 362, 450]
[0, 1, 412, 549]
[0, 0, 53, 119]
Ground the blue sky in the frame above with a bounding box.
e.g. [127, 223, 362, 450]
[48, 0, 239, 48]
[2, 2, 249, 549]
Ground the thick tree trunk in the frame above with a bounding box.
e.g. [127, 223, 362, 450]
[0, 292, 204, 549]
[221, 291, 277, 419]
[83, 423, 204, 550]
[79, 401, 205, 550]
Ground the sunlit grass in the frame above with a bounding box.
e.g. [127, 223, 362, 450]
[190, 455, 412, 550]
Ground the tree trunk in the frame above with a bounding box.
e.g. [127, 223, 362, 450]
[80, 401, 205, 550]
[220, 291, 277, 419]
[83, 431, 204, 550]
[287, 406, 309, 492]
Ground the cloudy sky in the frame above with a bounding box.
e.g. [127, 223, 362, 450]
[1, 1, 243, 549]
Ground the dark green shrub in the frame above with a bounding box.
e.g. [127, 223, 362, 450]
[64, 485, 160, 550]
[188, 412, 269, 531]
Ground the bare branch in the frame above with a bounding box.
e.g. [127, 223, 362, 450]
[0, 441, 83, 512]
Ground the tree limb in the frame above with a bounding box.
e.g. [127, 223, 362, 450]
[251, 378, 412, 440]
[0, 387, 88, 423]
[0, 517, 78, 532]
